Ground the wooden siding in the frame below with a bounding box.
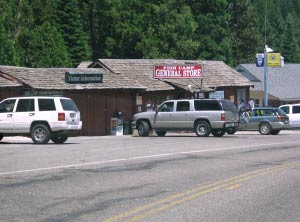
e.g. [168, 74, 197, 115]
[0, 89, 22, 101]
[64, 91, 136, 136]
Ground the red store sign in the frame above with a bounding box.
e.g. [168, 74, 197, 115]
[153, 65, 203, 79]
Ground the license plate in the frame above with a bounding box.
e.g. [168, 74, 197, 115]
[226, 123, 236, 127]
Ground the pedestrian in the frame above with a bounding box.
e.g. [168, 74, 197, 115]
[247, 99, 254, 111]
[238, 98, 245, 112]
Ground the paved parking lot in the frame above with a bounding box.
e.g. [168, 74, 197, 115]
[1, 131, 300, 222]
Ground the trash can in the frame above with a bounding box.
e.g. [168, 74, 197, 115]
[123, 120, 132, 135]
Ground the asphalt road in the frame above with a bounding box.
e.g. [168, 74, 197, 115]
[0, 131, 300, 222]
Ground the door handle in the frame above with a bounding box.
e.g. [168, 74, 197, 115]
[29, 113, 35, 116]
[7, 114, 12, 117]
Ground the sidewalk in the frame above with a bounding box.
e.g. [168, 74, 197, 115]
[2, 130, 300, 143]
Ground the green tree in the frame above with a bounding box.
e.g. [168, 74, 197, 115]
[17, 23, 71, 67]
[281, 14, 300, 62]
[0, 22, 19, 65]
[14, 0, 72, 67]
[136, 0, 199, 59]
[56, 0, 92, 66]
[229, 0, 259, 66]
[0, 1, 19, 65]
[188, 0, 232, 64]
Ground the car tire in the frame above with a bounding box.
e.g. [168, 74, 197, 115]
[226, 127, 237, 135]
[0, 134, 3, 141]
[211, 129, 226, 137]
[138, 121, 150, 137]
[259, 122, 271, 135]
[156, 131, 166, 137]
[194, 121, 211, 137]
[51, 134, 69, 144]
[270, 129, 281, 135]
[31, 124, 51, 144]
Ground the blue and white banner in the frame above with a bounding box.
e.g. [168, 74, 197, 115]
[256, 53, 264, 67]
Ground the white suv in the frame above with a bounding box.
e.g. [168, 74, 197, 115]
[0, 96, 82, 144]
[279, 104, 300, 128]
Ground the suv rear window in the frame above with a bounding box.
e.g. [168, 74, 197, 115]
[38, 99, 56, 111]
[60, 99, 79, 112]
[220, 100, 238, 112]
[194, 100, 221, 111]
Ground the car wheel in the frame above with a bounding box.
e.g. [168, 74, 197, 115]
[270, 129, 281, 135]
[194, 121, 211, 137]
[156, 131, 166, 137]
[138, 121, 150, 137]
[259, 122, 271, 135]
[211, 129, 226, 137]
[51, 134, 69, 144]
[0, 134, 3, 141]
[31, 124, 51, 144]
[226, 127, 237, 135]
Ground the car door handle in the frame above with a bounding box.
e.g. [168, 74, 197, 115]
[7, 114, 13, 117]
[29, 113, 35, 116]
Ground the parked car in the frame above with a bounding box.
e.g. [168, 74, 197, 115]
[227, 107, 289, 135]
[132, 99, 239, 137]
[279, 104, 300, 128]
[0, 96, 82, 144]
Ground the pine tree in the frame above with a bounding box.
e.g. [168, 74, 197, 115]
[90, 0, 112, 59]
[135, 0, 199, 59]
[12, 0, 72, 67]
[0, 22, 19, 65]
[17, 23, 71, 67]
[281, 14, 300, 63]
[187, 0, 232, 64]
[229, 0, 259, 66]
[0, 1, 19, 65]
[55, 0, 92, 66]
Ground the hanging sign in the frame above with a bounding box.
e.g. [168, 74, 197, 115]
[65, 71, 103, 83]
[256, 53, 264, 67]
[153, 65, 203, 79]
[267, 53, 281, 67]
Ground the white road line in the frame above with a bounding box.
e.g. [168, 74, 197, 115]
[0, 141, 298, 176]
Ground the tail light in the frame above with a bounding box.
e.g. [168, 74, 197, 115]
[221, 113, 225, 121]
[277, 114, 286, 122]
[58, 112, 65, 121]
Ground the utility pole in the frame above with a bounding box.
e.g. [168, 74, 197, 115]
[263, 45, 268, 107]
[263, 0, 268, 107]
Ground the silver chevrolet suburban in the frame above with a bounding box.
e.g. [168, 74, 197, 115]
[132, 99, 239, 137]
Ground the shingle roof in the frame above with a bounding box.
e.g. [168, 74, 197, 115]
[93, 59, 252, 92]
[77, 61, 92, 68]
[0, 75, 22, 87]
[238, 64, 300, 101]
[0, 66, 145, 91]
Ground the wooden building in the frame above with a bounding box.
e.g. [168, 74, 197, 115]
[0, 60, 252, 136]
